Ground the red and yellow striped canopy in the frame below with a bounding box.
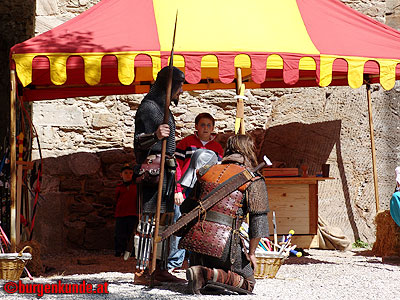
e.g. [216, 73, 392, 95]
[11, 0, 400, 101]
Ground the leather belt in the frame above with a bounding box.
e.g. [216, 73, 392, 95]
[205, 211, 234, 228]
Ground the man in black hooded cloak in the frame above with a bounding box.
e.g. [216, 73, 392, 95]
[133, 66, 186, 285]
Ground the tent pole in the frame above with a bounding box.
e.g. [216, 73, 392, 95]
[366, 83, 380, 213]
[236, 67, 242, 95]
[10, 70, 17, 252]
[235, 67, 246, 135]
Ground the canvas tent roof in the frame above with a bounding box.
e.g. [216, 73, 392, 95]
[10, 0, 400, 101]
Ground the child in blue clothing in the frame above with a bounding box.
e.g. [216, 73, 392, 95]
[390, 166, 400, 227]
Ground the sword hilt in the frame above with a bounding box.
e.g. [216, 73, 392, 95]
[250, 155, 272, 173]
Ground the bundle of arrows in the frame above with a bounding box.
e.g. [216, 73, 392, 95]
[239, 222, 302, 257]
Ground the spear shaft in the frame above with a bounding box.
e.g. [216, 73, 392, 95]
[149, 11, 178, 283]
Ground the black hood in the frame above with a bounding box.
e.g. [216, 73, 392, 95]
[144, 66, 185, 108]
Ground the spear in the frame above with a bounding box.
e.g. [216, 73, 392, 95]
[149, 11, 178, 285]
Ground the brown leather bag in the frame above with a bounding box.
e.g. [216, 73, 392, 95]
[136, 154, 161, 185]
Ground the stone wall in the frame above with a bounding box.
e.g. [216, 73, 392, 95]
[0, 0, 35, 143]
[3, 0, 400, 254]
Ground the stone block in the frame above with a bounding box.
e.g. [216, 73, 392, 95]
[84, 178, 104, 193]
[75, 193, 96, 203]
[32, 192, 72, 255]
[387, 0, 400, 10]
[97, 206, 114, 218]
[36, 0, 59, 16]
[35, 126, 58, 147]
[84, 213, 106, 228]
[92, 113, 117, 128]
[386, 14, 400, 31]
[77, 257, 97, 265]
[103, 179, 120, 188]
[97, 193, 115, 207]
[42, 156, 73, 176]
[68, 152, 101, 176]
[84, 223, 114, 250]
[105, 163, 124, 179]
[99, 149, 133, 164]
[60, 177, 82, 192]
[40, 175, 61, 193]
[68, 213, 83, 222]
[124, 118, 134, 126]
[65, 221, 86, 246]
[68, 201, 94, 215]
[32, 103, 85, 127]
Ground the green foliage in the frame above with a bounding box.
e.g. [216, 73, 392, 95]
[352, 239, 369, 249]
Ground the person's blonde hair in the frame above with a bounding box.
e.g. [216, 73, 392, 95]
[224, 135, 258, 167]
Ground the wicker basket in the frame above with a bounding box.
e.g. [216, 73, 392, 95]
[254, 251, 288, 279]
[0, 246, 32, 281]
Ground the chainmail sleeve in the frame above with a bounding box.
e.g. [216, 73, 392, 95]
[247, 177, 270, 239]
[134, 99, 176, 164]
[248, 214, 269, 239]
[247, 177, 269, 214]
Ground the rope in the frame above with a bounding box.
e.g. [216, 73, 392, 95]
[234, 95, 248, 101]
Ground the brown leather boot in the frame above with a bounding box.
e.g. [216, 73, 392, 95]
[134, 269, 162, 286]
[154, 268, 187, 283]
[202, 267, 254, 294]
[212, 269, 243, 287]
[186, 266, 207, 294]
[171, 259, 189, 273]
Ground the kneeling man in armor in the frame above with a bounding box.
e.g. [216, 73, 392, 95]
[179, 134, 270, 294]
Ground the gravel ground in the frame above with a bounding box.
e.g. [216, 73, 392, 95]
[0, 249, 399, 300]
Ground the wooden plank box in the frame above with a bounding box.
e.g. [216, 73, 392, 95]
[262, 168, 299, 177]
[266, 183, 310, 235]
[264, 176, 328, 248]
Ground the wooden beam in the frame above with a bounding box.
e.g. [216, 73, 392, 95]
[366, 83, 380, 213]
[16, 165, 22, 245]
[10, 70, 17, 252]
[236, 67, 242, 94]
[235, 67, 246, 134]
[309, 184, 318, 234]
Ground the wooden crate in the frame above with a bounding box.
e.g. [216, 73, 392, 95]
[264, 176, 330, 249]
[291, 235, 319, 248]
[266, 184, 310, 235]
[262, 168, 299, 177]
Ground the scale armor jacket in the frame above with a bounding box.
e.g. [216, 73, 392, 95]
[180, 153, 269, 278]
